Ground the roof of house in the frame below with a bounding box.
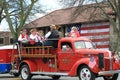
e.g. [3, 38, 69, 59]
[25, 2, 113, 28]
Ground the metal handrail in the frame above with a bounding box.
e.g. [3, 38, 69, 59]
[12, 42, 22, 61]
[21, 46, 53, 54]
[11, 42, 21, 70]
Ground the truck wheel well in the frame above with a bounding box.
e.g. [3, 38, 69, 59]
[77, 64, 97, 77]
[77, 64, 88, 76]
[19, 62, 28, 71]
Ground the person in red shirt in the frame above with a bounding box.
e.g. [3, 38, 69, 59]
[70, 26, 80, 38]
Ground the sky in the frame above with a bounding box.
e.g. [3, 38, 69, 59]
[0, 0, 62, 31]
[34, 0, 62, 18]
[40, 0, 61, 11]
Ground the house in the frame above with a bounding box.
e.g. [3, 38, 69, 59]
[0, 31, 13, 46]
[25, 3, 115, 50]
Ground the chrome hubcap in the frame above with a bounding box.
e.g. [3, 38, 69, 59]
[21, 67, 28, 79]
[80, 68, 91, 80]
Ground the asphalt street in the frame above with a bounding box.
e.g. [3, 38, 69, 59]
[1, 73, 120, 80]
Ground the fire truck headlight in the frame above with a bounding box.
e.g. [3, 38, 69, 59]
[114, 52, 120, 61]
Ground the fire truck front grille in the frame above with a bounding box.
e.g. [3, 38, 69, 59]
[104, 58, 110, 70]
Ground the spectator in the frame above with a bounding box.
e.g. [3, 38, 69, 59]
[43, 24, 59, 48]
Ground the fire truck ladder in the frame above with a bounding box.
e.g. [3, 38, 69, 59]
[11, 44, 58, 73]
[20, 46, 58, 71]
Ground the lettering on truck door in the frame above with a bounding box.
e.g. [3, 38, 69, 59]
[58, 42, 75, 71]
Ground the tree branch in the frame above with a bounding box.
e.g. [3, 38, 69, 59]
[3, 1, 15, 38]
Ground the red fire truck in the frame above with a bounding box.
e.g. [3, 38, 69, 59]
[10, 37, 120, 80]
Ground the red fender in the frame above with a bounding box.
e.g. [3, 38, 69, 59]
[20, 60, 37, 72]
[68, 58, 99, 76]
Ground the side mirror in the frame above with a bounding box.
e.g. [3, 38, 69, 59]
[62, 45, 67, 51]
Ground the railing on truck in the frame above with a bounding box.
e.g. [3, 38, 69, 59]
[11, 43, 58, 72]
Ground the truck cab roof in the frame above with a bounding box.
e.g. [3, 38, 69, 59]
[59, 37, 91, 42]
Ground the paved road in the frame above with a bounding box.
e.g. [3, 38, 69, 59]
[0, 73, 113, 80]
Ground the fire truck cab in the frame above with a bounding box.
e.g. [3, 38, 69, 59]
[11, 37, 120, 80]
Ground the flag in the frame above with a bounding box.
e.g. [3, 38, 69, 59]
[80, 24, 110, 50]
[66, 23, 110, 50]
[89, 57, 96, 69]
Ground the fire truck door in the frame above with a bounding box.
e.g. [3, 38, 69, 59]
[58, 51, 75, 71]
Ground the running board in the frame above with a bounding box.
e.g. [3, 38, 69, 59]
[10, 69, 68, 76]
[32, 72, 68, 76]
[99, 70, 120, 75]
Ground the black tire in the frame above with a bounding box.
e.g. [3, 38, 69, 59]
[78, 65, 96, 80]
[20, 65, 32, 80]
[103, 73, 118, 80]
[51, 76, 60, 80]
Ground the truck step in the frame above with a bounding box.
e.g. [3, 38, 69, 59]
[32, 72, 68, 76]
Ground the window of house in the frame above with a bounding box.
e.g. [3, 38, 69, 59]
[0, 38, 4, 44]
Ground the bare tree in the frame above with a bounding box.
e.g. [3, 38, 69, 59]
[1, 0, 36, 40]
[0, 0, 5, 24]
[60, 0, 120, 51]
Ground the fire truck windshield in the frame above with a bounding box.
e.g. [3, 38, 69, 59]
[74, 41, 94, 49]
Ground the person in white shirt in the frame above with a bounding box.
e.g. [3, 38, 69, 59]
[37, 30, 45, 41]
[18, 29, 29, 42]
[29, 28, 42, 46]
[18, 29, 29, 46]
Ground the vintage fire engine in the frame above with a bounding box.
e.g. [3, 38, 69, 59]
[7, 37, 120, 80]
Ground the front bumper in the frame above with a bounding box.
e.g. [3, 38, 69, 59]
[99, 70, 120, 75]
